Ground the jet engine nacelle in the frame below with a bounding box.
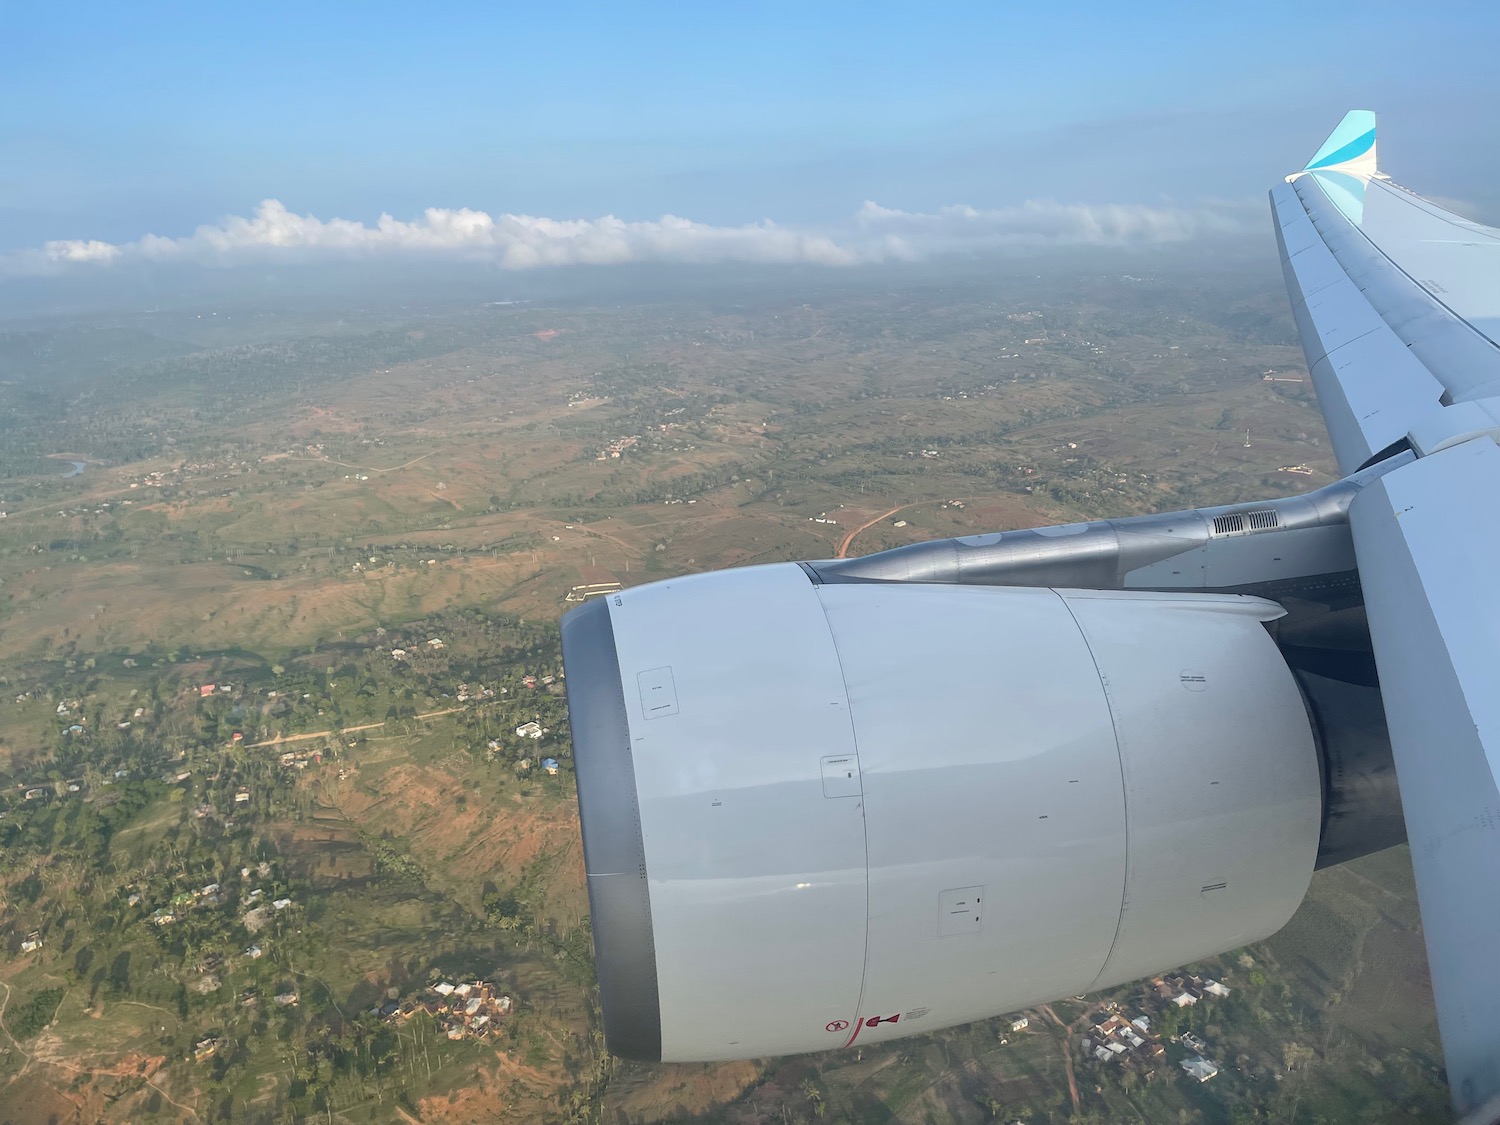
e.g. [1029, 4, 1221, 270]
[562, 562, 1323, 1062]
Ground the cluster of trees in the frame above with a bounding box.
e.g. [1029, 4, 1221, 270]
[8, 986, 63, 1038]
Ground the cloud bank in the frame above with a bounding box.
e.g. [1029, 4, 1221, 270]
[5, 196, 1257, 278]
[853, 199, 1252, 257]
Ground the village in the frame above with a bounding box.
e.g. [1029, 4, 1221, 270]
[380, 977, 516, 1041]
[1066, 969, 1234, 1086]
[190, 974, 517, 1066]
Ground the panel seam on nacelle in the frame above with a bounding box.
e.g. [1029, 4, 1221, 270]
[811, 586, 872, 1048]
[1053, 590, 1132, 996]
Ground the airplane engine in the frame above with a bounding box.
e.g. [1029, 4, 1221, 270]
[562, 561, 1323, 1062]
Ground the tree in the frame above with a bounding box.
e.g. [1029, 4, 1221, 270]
[1282, 1041, 1315, 1072]
[1155, 1002, 1185, 1040]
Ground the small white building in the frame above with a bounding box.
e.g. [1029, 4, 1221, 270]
[1170, 991, 1198, 1007]
[515, 721, 544, 739]
[1009, 1016, 1029, 1032]
[1181, 1055, 1218, 1082]
[1203, 979, 1231, 997]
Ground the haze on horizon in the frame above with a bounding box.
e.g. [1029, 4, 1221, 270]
[5, 0, 1499, 314]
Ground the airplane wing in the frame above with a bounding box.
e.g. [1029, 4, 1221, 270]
[1274, 110, 1500, 474]
[1274, 112, 1500, 1120]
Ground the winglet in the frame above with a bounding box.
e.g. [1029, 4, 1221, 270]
[1304, 110, 1377, 175]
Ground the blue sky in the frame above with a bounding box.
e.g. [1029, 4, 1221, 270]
[4, 1, 1498, 267]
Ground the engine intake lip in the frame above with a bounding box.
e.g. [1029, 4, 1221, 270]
[560, 596, 662, 1061]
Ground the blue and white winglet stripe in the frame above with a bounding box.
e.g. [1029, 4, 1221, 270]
[1302, 109, 1378, 175]
[1288, 109, 1378, 225]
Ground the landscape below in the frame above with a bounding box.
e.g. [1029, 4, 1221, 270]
[0, 256, 1451, 1123]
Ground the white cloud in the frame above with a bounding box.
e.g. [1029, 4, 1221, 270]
[853, 199, 1256, 258]
[5, 196, 1255, 278]
[45, 238, 124, 264]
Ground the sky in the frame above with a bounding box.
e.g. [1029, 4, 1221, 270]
[4, 1, 1498, 301]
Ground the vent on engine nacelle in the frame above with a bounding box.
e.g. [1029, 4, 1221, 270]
[1211, 509, 1279, 536]
[1247, 509, 1280, 530]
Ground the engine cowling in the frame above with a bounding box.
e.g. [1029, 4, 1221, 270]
[562, 562, 1323, 1062]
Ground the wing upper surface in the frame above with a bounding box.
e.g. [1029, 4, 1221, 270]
[1273, 113, 1500, 474]
[1278, 113, 1500, 1118]
[1348, 437, 1500, 1117]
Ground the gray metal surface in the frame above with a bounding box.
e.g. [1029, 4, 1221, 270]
[1357, 178, 1500, 365]
[1299, 176, 1500, 401]
[1348, 437, 1500, 1115]
[1059, 590, 1322, 993]
[809, 460, 1406, 597]
[559, 596, 662, 1061]
[1290, 666, 1407, 870]
[1273, 169, 1500, 474]
[573, 562, 1324, 1061]
[603, 563, 870, 1062]
[815, 581, 1130, 1048]
[1273, 180, 1444, 473]
[818, 496, 1404, 873]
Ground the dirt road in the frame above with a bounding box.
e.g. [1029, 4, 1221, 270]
[1040, 1004, 1080, 1115]
[836, 507, 907, 558]
[249, 706, 463, 749]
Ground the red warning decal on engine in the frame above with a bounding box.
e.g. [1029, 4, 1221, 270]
[841, 1011, 901, 1048]
[824, 1019, 849, 1033]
